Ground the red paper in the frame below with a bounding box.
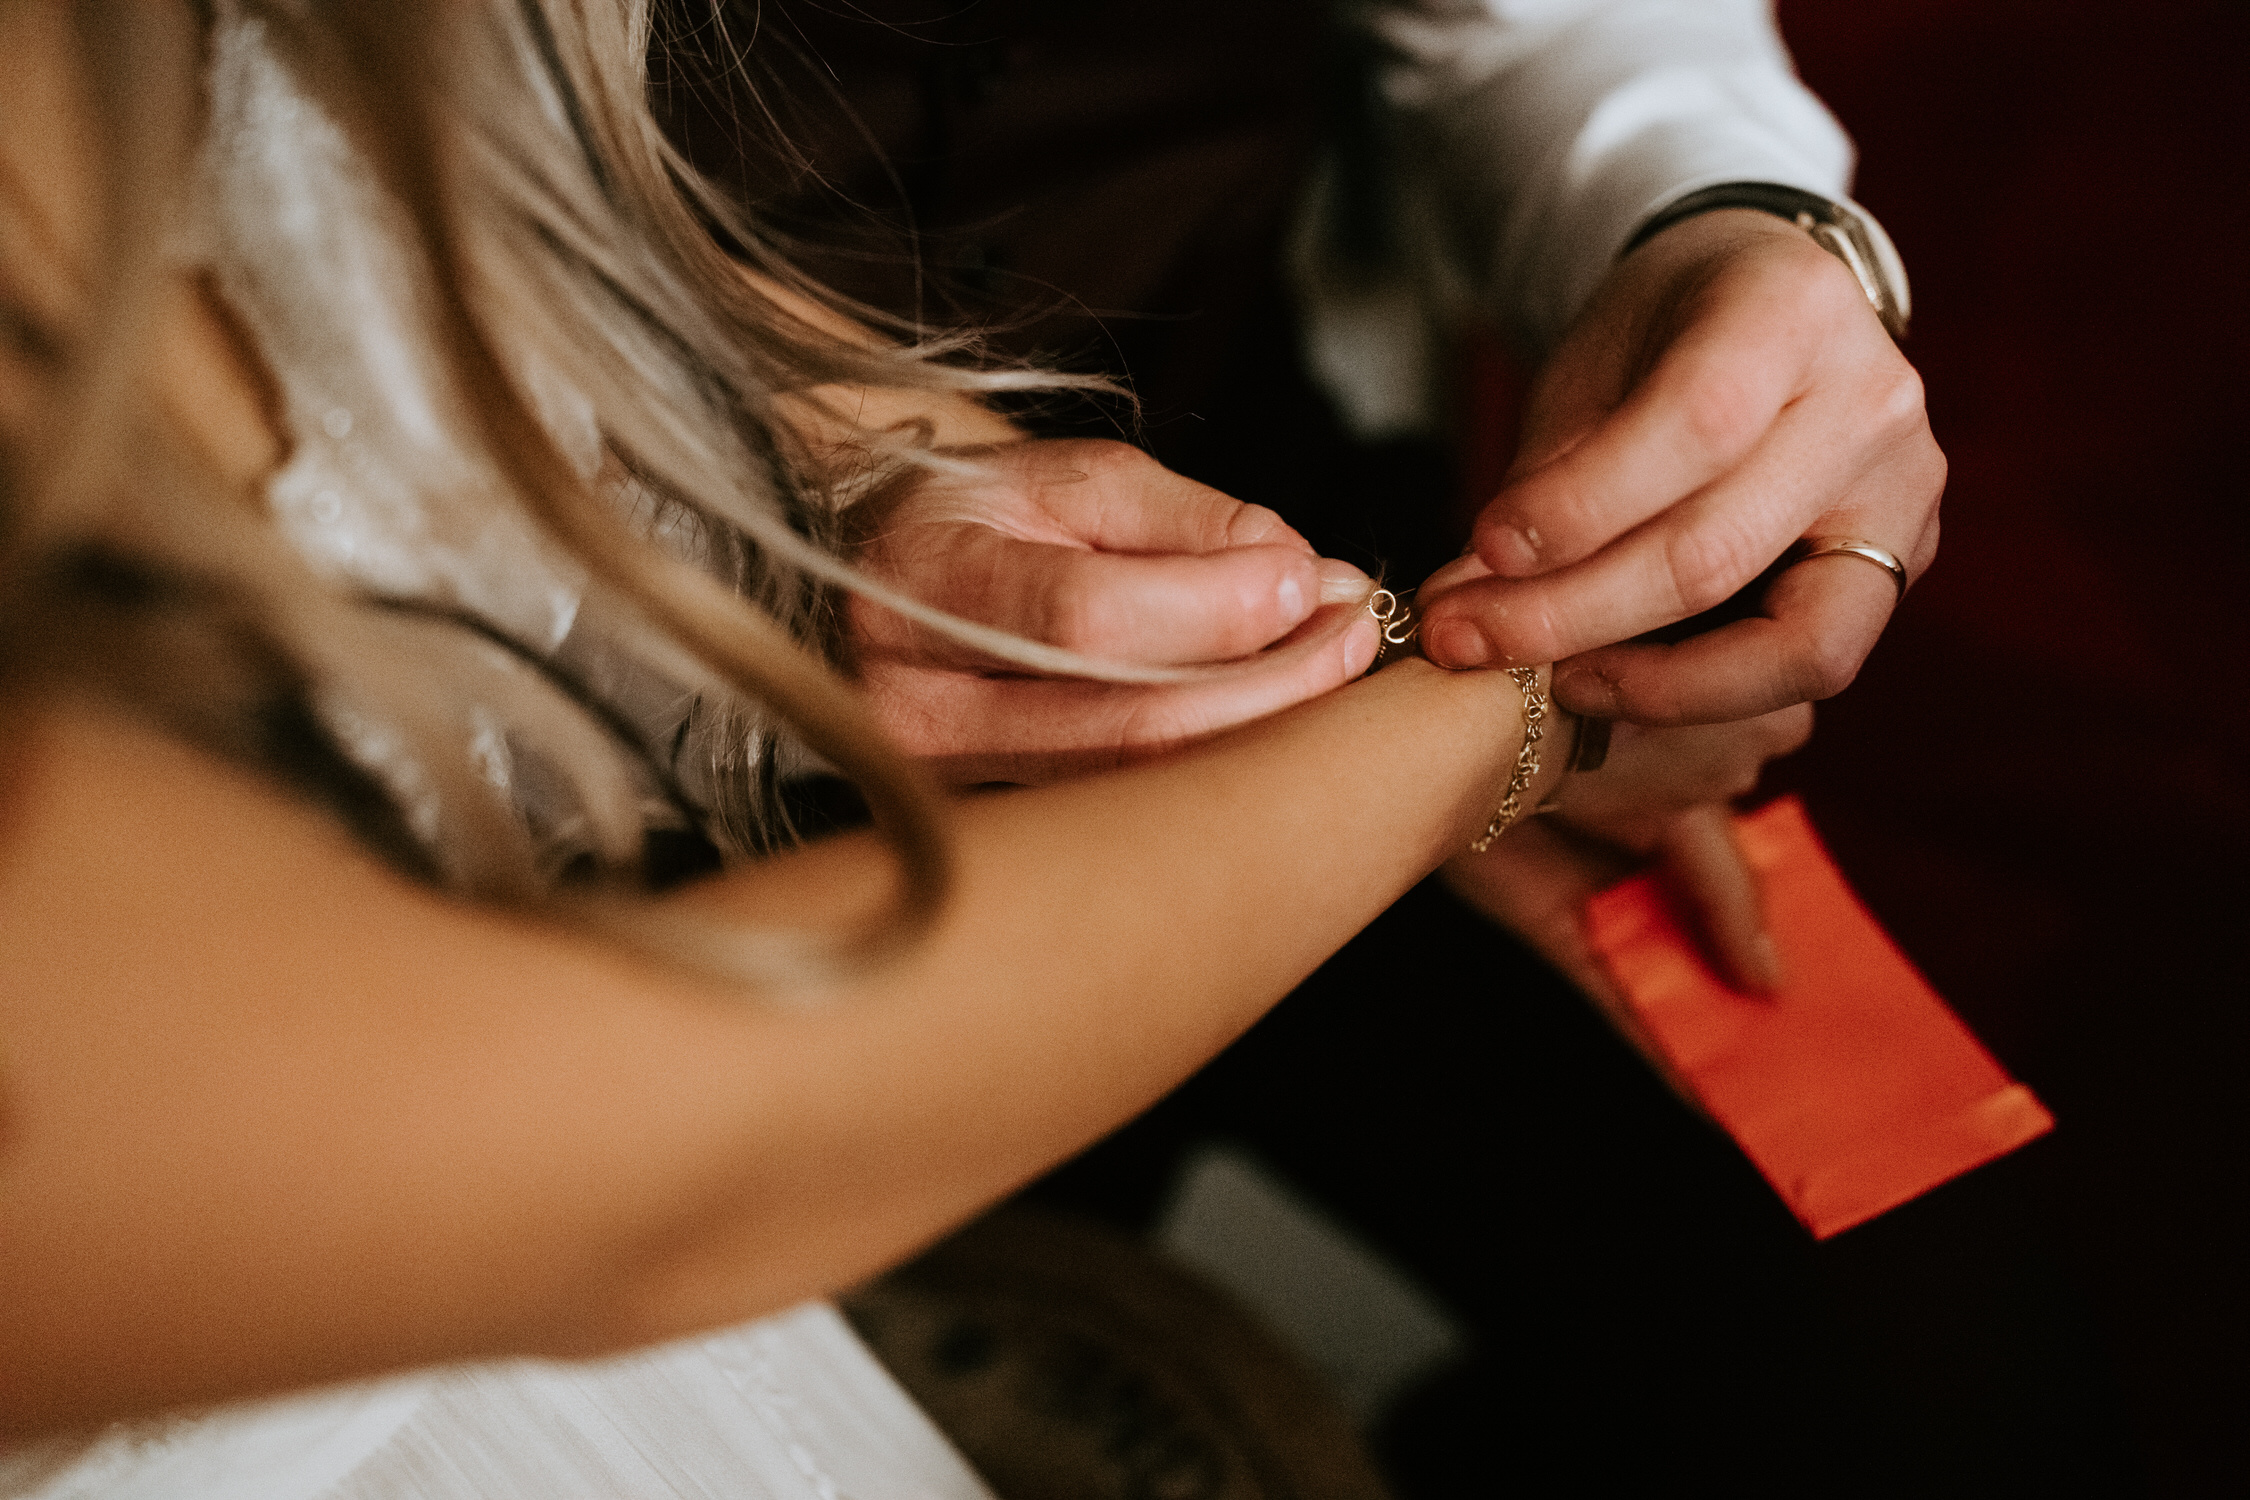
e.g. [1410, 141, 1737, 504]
[1583, 797, 2053, 1239]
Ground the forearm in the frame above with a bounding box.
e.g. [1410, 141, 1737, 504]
[0, 659, 1545, 1430]
[633, 657, 1537, 1333]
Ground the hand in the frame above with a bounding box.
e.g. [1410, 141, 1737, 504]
[1418, 208, 1946, 725]
[1540, 705, 1813, 858]
[1445, 702, 1811, 1012]
[846, 439, 1380, 785]
[1547, 704, 1811, 997]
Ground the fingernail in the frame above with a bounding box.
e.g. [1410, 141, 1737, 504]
[1343, 614, 1381, 677]
[1316, 557, 1373, 605]
[1424, 619, 1491, 668]
[1486, 525, 1542, 577]
[1552, 665, 1617, 715]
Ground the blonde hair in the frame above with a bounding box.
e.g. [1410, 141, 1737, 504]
[0, 0, 1140, 983]
[2, 0, 1362, 986]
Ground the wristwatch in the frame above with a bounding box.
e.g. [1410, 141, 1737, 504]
[1622, 182, 1911, 340]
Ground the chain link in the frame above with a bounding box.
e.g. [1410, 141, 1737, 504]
[1468, 666, 1548, 853]
[1366, 587, 1419, 669]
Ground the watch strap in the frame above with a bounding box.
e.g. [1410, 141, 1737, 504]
[1622, 182, 1911, 339]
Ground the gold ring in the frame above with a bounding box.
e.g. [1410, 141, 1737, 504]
[1785, 536, 1907, 599]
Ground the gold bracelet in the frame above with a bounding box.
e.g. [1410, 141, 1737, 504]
[1365, 587, 1419, 668]
[1468, 665, 1549, 853]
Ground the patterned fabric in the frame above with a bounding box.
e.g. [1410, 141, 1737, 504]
[0, 1306, 992, 1500]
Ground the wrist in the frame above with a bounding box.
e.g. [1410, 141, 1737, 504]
[1357, 586, 1567, 852]
[1466, 663, 1566, 854]
[1623, 182, 1910, 339]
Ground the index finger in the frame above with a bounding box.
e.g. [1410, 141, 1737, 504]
[950, 440, 1316, 557]
[1659, 804, 1781, 994]
[1422, 374, 1933, 677]
[1471, 295, 1815, 579]
[1546, 552, 1905, 725]
[856, 521, 1369, 667]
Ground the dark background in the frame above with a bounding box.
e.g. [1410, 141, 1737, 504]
[1431, 2, 2246, 1490]
[684, 2, 2250, 1487]
[1044, 0, 2250, 1465]
[988, 2, 2250, 1487]
[1737, 2, 2245, 1490]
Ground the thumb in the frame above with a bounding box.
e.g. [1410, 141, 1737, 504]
[906, 524, 1347, 665]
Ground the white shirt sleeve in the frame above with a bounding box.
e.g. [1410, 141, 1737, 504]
[1296, 0, 1855, 435]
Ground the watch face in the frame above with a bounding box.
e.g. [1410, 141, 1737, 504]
[1837, 197, 1913, 335]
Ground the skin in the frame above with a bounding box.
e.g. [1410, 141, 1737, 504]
[0, 0, 1566, 1434]
[0, 0, 1837, 1430]
[839, 440, 1813, 992]
[838, 195, 1949, 726]
[1444, 711, 1813, 1001]
[767, 271, 1385, 784]
[847, 440, 1381, 785]
[836, 212, 1940, 990]
[1418, 206, 1946, 725]
[0, 659, 1544, 1434]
